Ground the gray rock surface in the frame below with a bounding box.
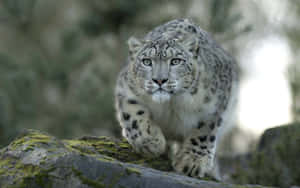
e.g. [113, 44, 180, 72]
[0, 129, 269, 188]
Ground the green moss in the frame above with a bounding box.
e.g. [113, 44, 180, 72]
[0, 130, 61, 187]
[0, 159, 13, 176]
[8, 130, 58, 153]
[125, 167, 141, 176]
[0, 130, 171, 187]
[6, 130, 171, 172]
[63, 136, 172, 171]
[18, 167, 55, 188]
[0, 154, 55, 188]
[96, 155, 115, 162]
[72, 167, 106, 188]
[0, 129, 172, 188]
[200, 176, 220, 182]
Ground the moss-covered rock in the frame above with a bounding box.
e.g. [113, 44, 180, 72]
[231, 123, 300, 188]
[0, 129, 271, 188]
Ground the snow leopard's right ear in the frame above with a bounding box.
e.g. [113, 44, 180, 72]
[128, 37, 143, 54]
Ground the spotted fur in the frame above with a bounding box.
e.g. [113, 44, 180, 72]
[115, 19, 239, 179]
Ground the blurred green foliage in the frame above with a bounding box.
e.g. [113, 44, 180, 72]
[285, 1, 300, 122]
[80, 0, 162, 36]
[209, 0, 251, 35]
[0, 0, 248, 147]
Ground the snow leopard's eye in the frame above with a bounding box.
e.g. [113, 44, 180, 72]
[170, 58, 184, 66]
[142, 58, 152, 67]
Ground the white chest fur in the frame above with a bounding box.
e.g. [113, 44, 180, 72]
[143, 90, 218, 139]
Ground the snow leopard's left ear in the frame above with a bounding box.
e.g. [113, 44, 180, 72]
[182, 37, 199, 55]
[128, 36, 143, 55]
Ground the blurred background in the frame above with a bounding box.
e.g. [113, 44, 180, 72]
[1, 0, 300, 187]
[0, 0, 299, 155]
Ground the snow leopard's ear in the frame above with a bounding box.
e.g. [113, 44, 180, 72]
[128, 36, 143, 55]
[182, 37, 199, 55]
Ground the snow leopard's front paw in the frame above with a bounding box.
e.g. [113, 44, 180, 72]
[172, 151, 215, 179]
[132, 135, 166, 157]
[126, 125, 167, 157]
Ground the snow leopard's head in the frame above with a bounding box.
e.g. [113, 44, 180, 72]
[127, 35, 199, 103]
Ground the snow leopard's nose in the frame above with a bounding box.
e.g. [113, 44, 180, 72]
[152, 78, 168, 86]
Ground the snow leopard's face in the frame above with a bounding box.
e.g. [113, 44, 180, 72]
[127, 37, 199, 103]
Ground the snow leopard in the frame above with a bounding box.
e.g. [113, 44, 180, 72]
[114, 18, 239, 179]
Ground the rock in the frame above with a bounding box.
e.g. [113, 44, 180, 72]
[230, 123, 300, 188]
[0, 129, 270, 188]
